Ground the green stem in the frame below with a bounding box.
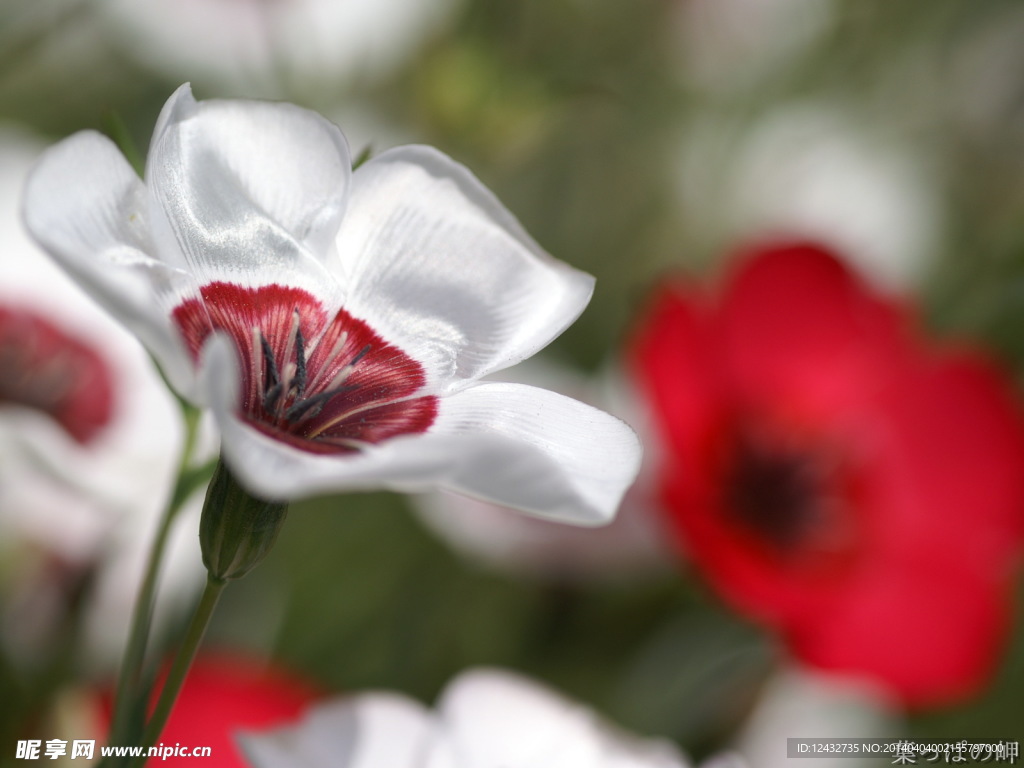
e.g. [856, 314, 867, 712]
[107, 405, 204, 747]
[128, 576, 227, 768]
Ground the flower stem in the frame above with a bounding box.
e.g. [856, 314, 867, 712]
[106, 501, 176, 747]
[107, 403, 207, 747]
[128, 575, 227, 768]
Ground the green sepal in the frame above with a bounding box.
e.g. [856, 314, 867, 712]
[199, 459, 289, 581]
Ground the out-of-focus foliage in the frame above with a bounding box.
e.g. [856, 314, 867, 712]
[2, 0, 1024, 764]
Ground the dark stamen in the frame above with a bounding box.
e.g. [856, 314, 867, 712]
[350, 344, 371, 367]
[284, 383, 359, 423]
[293, 320, 307, 399]
[263, 383, 283, 415]
[260, 332, 280, 388]
[260, 332, 282, 414]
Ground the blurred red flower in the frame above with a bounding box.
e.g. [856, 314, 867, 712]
[100, 653, 319, 767]
[0, 305, 113, 444]
[631, 242, 1024, 707]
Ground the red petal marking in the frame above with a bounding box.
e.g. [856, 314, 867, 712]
[0, 306, 114, 444]
[172, 282, 438, 454]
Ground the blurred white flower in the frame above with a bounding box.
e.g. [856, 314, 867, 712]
[677, 102, 941, 288]
[946, 5, 1024, 148]
[24, 85, 641, 524]
[414, 359, 671, 581]
[673, 0, 835, 92]
[103, 0, 461, 96]
[737, 668, 897, 768]
[240, 667, 690, 768]
[0, 127, 203, 666]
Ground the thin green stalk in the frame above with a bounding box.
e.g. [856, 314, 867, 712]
[107, 405, 204, 747]
[128, 576, 227, 768]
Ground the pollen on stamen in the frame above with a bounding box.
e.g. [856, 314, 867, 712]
[328, 343, 372, 390]
[282, 362, 298, 393]
[307, 329, 349, 391]
[249, 326, 263, 407]
[280, 308, 302, 371]
[293, 323, 307, 397]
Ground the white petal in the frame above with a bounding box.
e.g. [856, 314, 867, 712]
[146, 84, 350, 298]
[334, 145, 594, 393]
[436, 669, 689, 768]
[239, 693, 432, 768]
[203, 339, 638, 524]
[1, 129, 201, 666]
[241, 669, 688, 768]
[411, 358, 671, 581]
[22, 129, 199, 395]
[409, 358, 588, 568]
[437, 669, 604, 767]
[737, 668, 896, 768]
[429, 383, 642, 524]
[603, 744, 694, 768]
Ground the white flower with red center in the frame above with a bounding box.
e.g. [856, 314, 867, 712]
[24, 85, 641, 524]
[239, 668, 690, 768]
[0, 304, 113, 446]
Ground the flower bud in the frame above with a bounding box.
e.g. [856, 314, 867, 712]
[199, 460, 288, 581]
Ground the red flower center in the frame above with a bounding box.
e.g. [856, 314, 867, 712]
[719, 421, 863, 571]
[0, 306, 114, 444]
[173, 283, 438, 455]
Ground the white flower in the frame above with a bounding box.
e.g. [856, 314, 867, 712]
[239, 667, 690, 768]
[103, 0, 460, 96]
[24, 85, 641, 525]
[0, 127, 203, 665]
[736, 668, 896, 768]
[676, 102, 940, 288]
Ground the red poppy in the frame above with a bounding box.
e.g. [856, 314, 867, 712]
[631, 242, 1024, 707]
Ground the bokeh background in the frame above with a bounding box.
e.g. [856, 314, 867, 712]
[1, 0, 1023, 764]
